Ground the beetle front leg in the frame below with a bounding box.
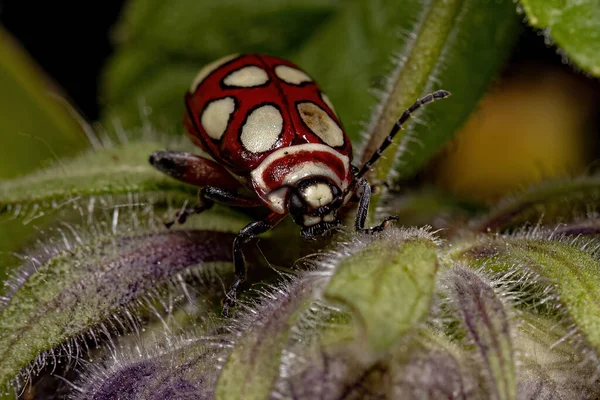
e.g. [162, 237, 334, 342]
[166, 197, 214, 228]
[354, 177, 398, 234]
[166, 186, 263, 228]
[149, 150, 247, 227]
[222, 212, 285, 316]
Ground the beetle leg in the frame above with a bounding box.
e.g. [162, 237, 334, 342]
[166, 186, 263, 228]
[167, 198, 214, 228]
[202, 187, 263, 207]
[354, 177, 399, 234]
[149, 150, 241, 189]
[222, 212, 285, 316]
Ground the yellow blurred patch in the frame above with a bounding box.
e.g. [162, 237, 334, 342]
[434, 65, 597, 202]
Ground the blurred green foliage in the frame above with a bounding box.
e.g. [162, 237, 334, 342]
[296, 0, 520, 182]
[101, 0, 341, 134]
[0, 28, 89, 179]
[101, 0, 520, 186]
[521, 0, 600, 76]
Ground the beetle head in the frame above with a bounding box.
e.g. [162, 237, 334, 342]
[287, 178, 344, 238]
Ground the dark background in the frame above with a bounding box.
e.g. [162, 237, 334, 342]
[0, 0, 125, 121]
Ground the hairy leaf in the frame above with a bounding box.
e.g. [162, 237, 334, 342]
[476, 176, 600, 232]
[76, 332, 221, 400]
[509, 240, 600, 353]
[391, 331, 479, 399]
[0, 141, 197, 210]
[0, 140, 204, 279]
[324, 228, 438, 355]
[279, 347, 387, 399]
[455, 236, 600, 355]
[215, 277, 318, 400]
[0, 227, 235, 389]
[448, 267, 516, 400]
[520, 0, 600, 76]
[515, 313, 600, 398]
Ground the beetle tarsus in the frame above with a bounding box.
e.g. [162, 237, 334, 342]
[165, 200, 214, 228]
[221, 216, 281, 317]
[353, 176, 399, 234]
[359, 215, 399, 234]
[221, 280, 242, 317]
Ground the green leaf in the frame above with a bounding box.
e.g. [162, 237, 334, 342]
[215, 278, 316, 400]
[448, 267, 516, 400]
[0, 140, 246, 280]
[0, 141, 196, 211]
[0, 28, 89, 179]
[509, 240, 600, 353]
[0, 227, 237, 389]
[115, 0, 340, 57]
[520, 0, 600, 76]
[385, 188, 481, 228]
[324, 228, 438, 355]
[454, 237, 600, 355]
[101, 0, 340, 131]
[391, 330, 479, 399]
[516, 313, 597, 398]
[296, 0, 520, 180]
[476, 176, 600, 232]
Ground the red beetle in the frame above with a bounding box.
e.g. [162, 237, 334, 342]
[150, 54, 449, 314]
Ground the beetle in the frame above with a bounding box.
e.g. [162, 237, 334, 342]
[149, 54, 450, 315]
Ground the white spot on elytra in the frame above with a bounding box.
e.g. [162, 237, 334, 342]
[297, 102, 344, 147]
[201, 97, 235, 140]
[302, 182, 333, 209]
[321, 93, 337, 116]
[190, 54, 239, 92]
[241, 105, 283, 153]
[223, 66, 269, 87]
[275, 65, 312, 85]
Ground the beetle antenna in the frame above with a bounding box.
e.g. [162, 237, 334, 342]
[353, 90, 451, 184]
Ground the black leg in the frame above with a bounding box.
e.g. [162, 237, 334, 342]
[202, 187, 263, 207]
[165, 197, 214, 228]
[222, 213, 283, 316]
[166, 186, 262, 228]
[354, 177, 398, 234]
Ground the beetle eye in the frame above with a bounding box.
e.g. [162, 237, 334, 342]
[330, 185, 342, 205]
[287, 191, 307, 222]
